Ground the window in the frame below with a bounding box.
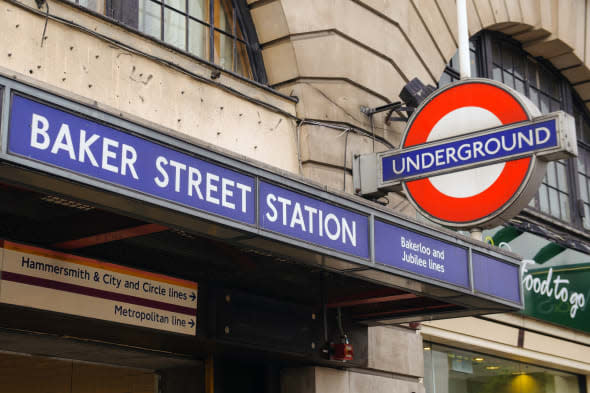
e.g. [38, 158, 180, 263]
[67, 0, 103, 11]
[65, 0, 266, 82]
[440, 31, 590, 229]
[439, 38, 481, 85]
[424, 342, 583, 393]
[574, 100, 590, 230]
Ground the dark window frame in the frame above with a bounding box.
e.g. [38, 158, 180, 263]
[104, 0, 267, 83]
[440, 30, 590, 232]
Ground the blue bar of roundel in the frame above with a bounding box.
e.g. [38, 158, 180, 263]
[472, 252, 521, 304]
[382, 119, 558, 182]
[374, 220, 470, 288]
[8, 95, 256, 225]
[259, 182, 370, 259]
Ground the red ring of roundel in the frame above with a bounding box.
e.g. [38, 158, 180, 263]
[403, 82, 531, 224]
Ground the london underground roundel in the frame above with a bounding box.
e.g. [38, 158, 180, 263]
[401, 78, 548, 229]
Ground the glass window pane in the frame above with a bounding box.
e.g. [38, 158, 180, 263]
[139, 0, 162, 40]
[539, 68, 550, 93]
[165, 0, 186, 12]
[540, 94, 550, 113]
[164, 8, 186, 49]
[556, 161, 568, 192]
[502, 45, 513, 72]
[214, 0, 234, 34]
[214, 31, 233, 71]
[529, 88, 539, 107]
[492, 64, 502, 82]
[189, 20, 209, 58]
[235, 41, 253, 79]
[539, 184, 550, 214]
[528, 196, 536, 208]
[574, 113, 584, 141]
[450, 51, 459, 72]
[515, 78, 525, 94]
[546, 161, 557, 187]
[514, 54, 525, 79]
[552, 83, 561, 99]
[584, 204, 590, 229]
[424, 343, 582, 393]
[550, 98, 561, 112]
[577, 151, 587, 173]
[470, 50, 478, 77]
[540, 68, 560, 98]
[559, 193, 571, 221]
[503, 71, 514, 88]
[549, 188, 560, 217]
[492, 41, 501, 64]
[583, 118, 590, 144]
[439, 72, 451, 87]
[77, 0, 99, 11]
[579, 174, 589, 202]
[189, 0, 208, 21]
[528, 61, 538, 88]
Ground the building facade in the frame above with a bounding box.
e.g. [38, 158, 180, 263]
[0, 0, 588, 392]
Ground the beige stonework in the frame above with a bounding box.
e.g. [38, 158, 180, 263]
[368, 326, 424, 377]
[0, 0, 299, 174]
[349, 371, 425, 393]
[412, 0, 458, 63]
[281, 366, 424, 393]
[423, 317, 520, 347]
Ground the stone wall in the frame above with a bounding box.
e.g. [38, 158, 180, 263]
[0, 0, 299, 174]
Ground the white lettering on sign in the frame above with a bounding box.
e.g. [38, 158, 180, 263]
[400, 236, 446, 273]
[30, 113, 139, 179]
[522, 260, 586, 319]
[2, 242, 198, 335]
[264, 193, 357, 246]
[153, 155, 251, 213]
[391, 127, 552, 175]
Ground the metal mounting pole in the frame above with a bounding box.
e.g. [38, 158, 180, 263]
[459, 0, 479, 241]
[457, 0, 471, 79]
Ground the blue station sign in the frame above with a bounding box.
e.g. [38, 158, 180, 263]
[374, 220, 470, 288]
[9, 95, 256, 225]
[2, 88, 523, 309]
[259, 181, 370, 259]
[381, 116, 561, 185]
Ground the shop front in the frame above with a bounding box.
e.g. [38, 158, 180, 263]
[423, 342, 584, 393]
[420, 224, 590, 393]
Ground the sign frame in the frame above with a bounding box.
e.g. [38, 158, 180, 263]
[377, 111, 575, 188]
[0, 74, 524, 317]
[0, 240, 198, 335]
[354, 78, 577, 229]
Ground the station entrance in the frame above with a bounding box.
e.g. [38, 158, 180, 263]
[0, 77, 524, 392]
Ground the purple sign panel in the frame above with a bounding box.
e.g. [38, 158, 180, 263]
[259, 182, 370, 259]
[8, 95, 256, 224]
[473, 252, 521, 303]
[374, 220, 470, 288]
